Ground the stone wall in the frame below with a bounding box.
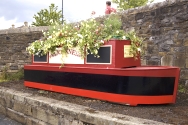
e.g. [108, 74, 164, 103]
[0, 87, 169, 125]
[118, 0, 188, 83]
[0, 26, 49, 72]
[0, 0, 188, 83]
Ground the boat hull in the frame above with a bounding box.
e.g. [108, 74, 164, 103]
[24, 65, 180, 106]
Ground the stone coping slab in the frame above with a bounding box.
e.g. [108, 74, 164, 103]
[0, 86, 172, 125]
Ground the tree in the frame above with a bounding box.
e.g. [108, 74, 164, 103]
[112, 0, 154, 11]
[32, 3, 63, 26]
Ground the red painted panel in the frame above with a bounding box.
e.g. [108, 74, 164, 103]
[24, 65, 180, 77]
[24, 81, 175, 106]
[31, 40, 141, 68]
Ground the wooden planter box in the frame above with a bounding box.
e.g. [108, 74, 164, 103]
[32, 40, 141, 68]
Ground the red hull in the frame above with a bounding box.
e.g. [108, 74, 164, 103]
[24, 65, 180, 106]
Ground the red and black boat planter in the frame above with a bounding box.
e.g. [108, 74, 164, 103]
[24, 40, 180, 106]
[24, 65, 180, 106]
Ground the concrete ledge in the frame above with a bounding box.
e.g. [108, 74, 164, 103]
[0, 87, 171, 125]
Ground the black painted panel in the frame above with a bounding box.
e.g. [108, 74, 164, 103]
[24, 70, 175, 95]
[86, 46, 111, 63]
[33, 55, 47, 62]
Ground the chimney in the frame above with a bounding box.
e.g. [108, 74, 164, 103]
[12, 24, 15, 28]
[24, 22, 28, 27]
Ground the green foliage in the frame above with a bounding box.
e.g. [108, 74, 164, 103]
[75, 19, 104, 58]
[0, 67, 24, 82]
[8, 68, 24, 81]
[0, 66, 9, 80]
[103, 14, 125, 39]
[112, 0, 154, 10]
[32, 3, 62, 26]
[125, 31, 144, 59]
[178, 84, 188, 94]
[27, 14, 143, 65]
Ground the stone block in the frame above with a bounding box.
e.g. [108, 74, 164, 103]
[4, 92, 14, 108]
[6, 108, 26, 124]
[141, 59, 146, 65]
[180, 70, 188, 79]
[26, 117, 49, 125]
[186, 59, 188, 68]
[77, 113, 95, 124]
[0, 97, 6, 107]
[174, 54, 186, 68]
[32, 107, 59, 125]
[13, 101, 32, 116]
[71, 120, 80, 125]
[13, 94, 25, 102]
[147, 60, 160, 65]
[0, 104, 6, 115]
[161, 55, 173, 66]
[158, 52, 167, 56]
[63, 119, 71, 125]
[183, 37, 188, 46]
[185, 47, 188, 57]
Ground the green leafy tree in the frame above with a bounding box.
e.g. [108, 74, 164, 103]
[112, 0, 154, 10]
[32, 3, 63, 26]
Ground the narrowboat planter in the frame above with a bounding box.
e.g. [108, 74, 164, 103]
[32, 40, 141, 68]
[25, 14, 180, 106]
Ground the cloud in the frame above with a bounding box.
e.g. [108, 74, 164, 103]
[0, 0, 108, 28]
[63, 0, 112, 22]
[0, 0, 165, 29]
[0, 0, 62, 23]
[0, 17, 23, 29]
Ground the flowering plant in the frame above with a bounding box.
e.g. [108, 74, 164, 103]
[26, 14, 143, 61]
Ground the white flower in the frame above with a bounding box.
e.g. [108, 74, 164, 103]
[137, 48, 141, 51]
[100, 40, 104, 43]
[77, 34, 83, 38]
[122, 36, 126, 39]
[116, 30, 119, 34]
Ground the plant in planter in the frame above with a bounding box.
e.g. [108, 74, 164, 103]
[27, 22, 78, 57]
[103, 14, 144, 59]
[125, 30, 144, 59]
[103, 14, 125, 39]
[26, 14, 143, 63]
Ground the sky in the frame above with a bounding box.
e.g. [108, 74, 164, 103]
[0, 0, 165, 30]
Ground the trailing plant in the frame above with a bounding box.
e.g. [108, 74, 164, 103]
[103, 14, 125, 39]
[125, 30, 144, 59]
[27, 14, 143, 64]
